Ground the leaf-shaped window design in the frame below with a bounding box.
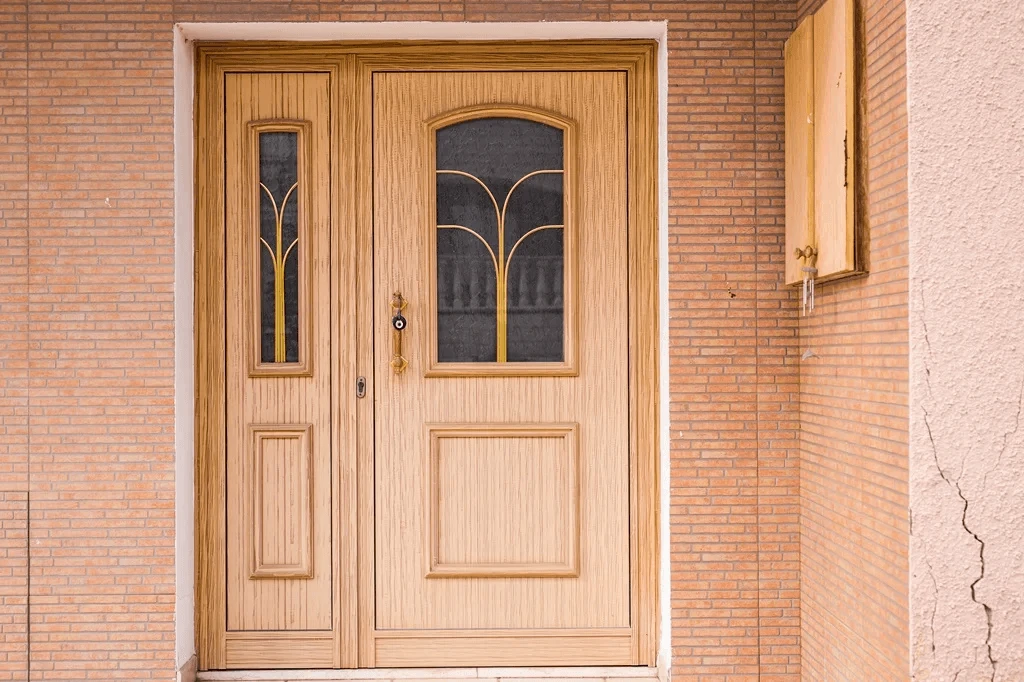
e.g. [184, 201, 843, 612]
[258, 131, 301, 364]
[436, 117, 565, 364]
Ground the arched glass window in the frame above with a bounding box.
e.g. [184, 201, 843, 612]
[435, 116, 566, 364]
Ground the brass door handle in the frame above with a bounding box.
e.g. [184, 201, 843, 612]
[390, 292, 408, 374]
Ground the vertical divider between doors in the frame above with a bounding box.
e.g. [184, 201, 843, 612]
[353, 56, 377, 668]
[333, 53, 361, 668]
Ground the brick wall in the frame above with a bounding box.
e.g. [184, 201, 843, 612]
[0, 4, 29, 678]
[0, 2, 803, 680]
[23, 2, 177, 679]
[0, 493, 28, 681]
[754, 4, 802, 679]
[796, 0, 910, 679]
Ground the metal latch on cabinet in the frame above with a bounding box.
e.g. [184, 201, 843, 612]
[794, 245, 818, 316]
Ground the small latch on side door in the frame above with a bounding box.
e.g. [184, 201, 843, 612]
[356, 376, 366, 399]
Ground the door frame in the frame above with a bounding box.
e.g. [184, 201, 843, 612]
[193, 40, 659, 671]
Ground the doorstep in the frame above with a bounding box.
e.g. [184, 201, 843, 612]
[197, 667, 663, 682]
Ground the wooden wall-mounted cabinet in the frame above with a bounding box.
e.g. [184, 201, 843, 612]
[785, 0, 862, 286]
[785, 17, 816, 286]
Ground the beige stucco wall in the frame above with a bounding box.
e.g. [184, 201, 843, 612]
[907, 0, 1024, 679]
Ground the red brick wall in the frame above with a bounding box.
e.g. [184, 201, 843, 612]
[796, 0, 911, 679]
[0, 493, 28, 681]
[755, 5, 803, 680]
[22, 2, 177, 679]
[0, 5, 29, 505]
[0, 2, 803, 680]
[0, 4, 29, 678]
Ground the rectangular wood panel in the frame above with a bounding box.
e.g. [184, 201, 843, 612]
[224, 631, 334, 668]
[250, 424, 313, 579]
[426, 424, 579, 578]
[813, 0, 858, 279]
[374, 629, 634, 667]
[785, 16, 815, 286]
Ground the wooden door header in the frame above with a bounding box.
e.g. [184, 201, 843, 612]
[195, 39, 657, 73]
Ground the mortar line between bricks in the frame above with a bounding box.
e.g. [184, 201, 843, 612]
[25, 492, 30, 682]
[24, 0, 32, 677]
[753, 3, 763, 678]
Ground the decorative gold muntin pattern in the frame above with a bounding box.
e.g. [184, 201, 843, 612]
[245, 118, 313, 378]
[437, 168, 564, 363]
[258, 178, 300, 363]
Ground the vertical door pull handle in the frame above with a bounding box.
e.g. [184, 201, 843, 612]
[390, 292, 409, 374]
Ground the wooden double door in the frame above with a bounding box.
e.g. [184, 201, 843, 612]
[196, 44, 658, 671]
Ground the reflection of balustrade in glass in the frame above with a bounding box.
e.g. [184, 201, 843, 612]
[437, 255, 564, 313]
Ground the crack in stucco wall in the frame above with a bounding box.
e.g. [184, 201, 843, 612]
[907, 1, 1024, 677]
[912, 290, 1024, 681]
[919, 295, 997, 681]
[981, 384, 1024, 493]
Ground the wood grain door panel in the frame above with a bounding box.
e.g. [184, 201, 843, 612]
[425, 423, 580, 578]
[224, 72, 334, 642]
[372, 71, 632, 664]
